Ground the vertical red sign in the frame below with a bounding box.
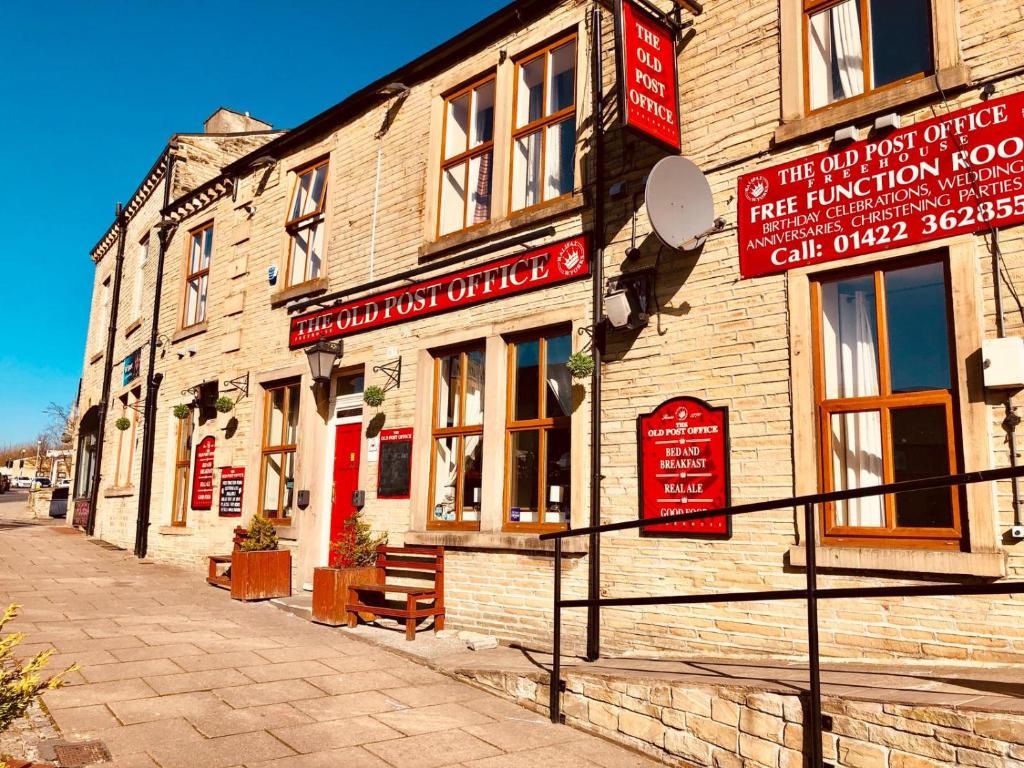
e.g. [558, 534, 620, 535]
[191, 436, 216, 511]
[615, 0, 681, 153]
[638, 397, 730, 536]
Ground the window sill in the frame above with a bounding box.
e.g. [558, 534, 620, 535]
[103, 486, 135, 498]
[419, 193, 586, 261]
[405, 529, 587, 555]
[774, 65, 971, 146]
[89, 352, 104, 365]
[124, 318, 142, 338]
[172, 323, 207, 344]
[158, 525, 193, 536]
[787, 545, 1005, 578]
[271, 277, 328, 308]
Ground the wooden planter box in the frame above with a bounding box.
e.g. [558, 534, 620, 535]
[230, 549, 292, 601]
[311, 566, 381, 626]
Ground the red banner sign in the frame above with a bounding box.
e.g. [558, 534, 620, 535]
[191, 436, 216, 511]
[72, 499, 90, 528]
[290, 236, 590, 348]
[739, 92, 1024, 278]
[218, 467, 244, 517]
[638, 397, 730, 536]
[615, 0, 681, 153]
[380, 427, 413, 442]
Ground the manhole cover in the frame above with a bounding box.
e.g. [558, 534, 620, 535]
[53, 740, 112, 767]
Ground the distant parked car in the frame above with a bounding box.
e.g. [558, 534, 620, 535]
[34, 477, 51, 489]
[0, 475, 9, 493]
[13, 476, 32, 489]
[56, 478, 70, 489]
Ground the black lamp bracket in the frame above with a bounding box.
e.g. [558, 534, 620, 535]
[125, 399, 146, 416]
[222, 372, 250, 404]
[181, 386, 202, 404]
[372, 358, 402, 393]
[577, 325, 595, 354]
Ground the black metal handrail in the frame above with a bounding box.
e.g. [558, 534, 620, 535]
[539, 465, 1024, 767]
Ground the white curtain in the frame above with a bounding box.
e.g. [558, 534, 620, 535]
[546, 364, 571, 418]
[831, 290, 884, 527]
[809, 0, 864, 109]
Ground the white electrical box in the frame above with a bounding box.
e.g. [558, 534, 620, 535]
[982, 337, 1024, 389]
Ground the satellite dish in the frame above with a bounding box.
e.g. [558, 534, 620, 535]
[645, 156, 716, 251]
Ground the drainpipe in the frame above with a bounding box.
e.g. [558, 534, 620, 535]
[86, 203, 129, 535]
[991, 229, 1022, 527]
[134, 151, 177, 558]
[586, 1, 605, 663]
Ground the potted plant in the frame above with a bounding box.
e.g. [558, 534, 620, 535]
[214, 396, 235, 414]
[114, 416, 131, 431]
[230, 515, 292, 601]
[311, 510, 388, 626]
[363, 385, 385, 409]
[1, 604, 76, 768]
[172, 404, 191, 420]
[566, 350, 594, 380]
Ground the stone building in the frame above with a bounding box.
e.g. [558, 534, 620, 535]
[76, 0, 1024, 700]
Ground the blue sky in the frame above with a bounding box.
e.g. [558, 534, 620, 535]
[0, 0, 508, 444]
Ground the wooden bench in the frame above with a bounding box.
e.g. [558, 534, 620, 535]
[346, 546, 444, 641]
[207, 526, 248, 589]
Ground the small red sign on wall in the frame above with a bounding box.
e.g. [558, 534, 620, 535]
[615, 0, 681, 153]
[638, 397, 730, 537]
[191, 436, 216, 511]
[218, 467, 245, 517]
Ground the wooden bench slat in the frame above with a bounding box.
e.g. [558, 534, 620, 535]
[346, 603, 440, 620]
[378, 545, 443, 555]
[350, 583, 436, 595]
[375, 559, 441, 572]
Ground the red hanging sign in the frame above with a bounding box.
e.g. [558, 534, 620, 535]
[615, 0, 681, 153]
[218, 466, 245, 517]
[191, 436, 216, 511]
[638, 397, 730, 537]
[738, 92, 1024, 279]
[290, 236, 590, 348]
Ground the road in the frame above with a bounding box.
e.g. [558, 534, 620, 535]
[0, 518, 658, 767]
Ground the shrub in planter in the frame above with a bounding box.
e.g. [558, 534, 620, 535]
[231, 516, 290, 601]
[312, 511, 388, 626]
[214, 396, 234, 414]
[172, 404, 191, 420]
[114, 417, 131, 432]
[363, 386, 385, 408]
[566, 351, 594, 380]
[1, 604, 77, 741]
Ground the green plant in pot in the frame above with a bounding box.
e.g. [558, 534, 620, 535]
[214, 396, 235, 414]
[312, 510, 388, 626]
[231, 516, 290, 601]
[363, 386, 385, 409]
[172, 404, 191, 420]
[331, 509, 388, 567]
[241, 514, 279, 551]
[566, 350, 594, 380]
[114, 416, 132, 431]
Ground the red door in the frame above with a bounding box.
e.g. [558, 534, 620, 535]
[329, 423, 362, 566]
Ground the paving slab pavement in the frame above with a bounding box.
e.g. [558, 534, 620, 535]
[0, 519, 661, 767]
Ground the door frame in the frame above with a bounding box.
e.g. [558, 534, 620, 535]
[317, 371, 365, 569]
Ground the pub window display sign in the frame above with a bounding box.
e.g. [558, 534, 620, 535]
[377, 428, 413, 500]
[614, 0, 682, 153]
[190, 436, 216, 511]
[218, 467, 244, 517]
[738, 92, 1024, 278]
[638, 396, 730, 537]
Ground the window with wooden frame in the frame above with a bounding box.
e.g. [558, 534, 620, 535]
[114, 390, 140, 488]
[804, 0, 933, 112]
[285, 160, 329, 287]
[131, 236, 149, 321]
[170, 409, 193, 527]
[511, 35, 577, 213]
[259, 381, 300, 523]
[429, 346, 485, 529]
[811, 258, 963, 549]
[438, 76, 496, 237]
[183, 223, 213, 328]
[504, 328, 572, 531]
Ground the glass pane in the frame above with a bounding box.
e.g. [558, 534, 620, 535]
[870, 0, 932, 88]
[431, 436, 459, 523]
[512, 131, 541, 211]
[517, 55, 544, 127]
[830, 411, 884, 527]
[464, 349, 485, 425]
[190, 234, 202, 273]
[262, 453, 282, 514]
[197, 274, 208, 324]
[282, 451, 295, 519]
[308, 223, 323, 281]
[335, 374, 364, 397]
[201, 227, 213, 268]
[544, 118, 576, 200]
[173, 467, 188, 524]
[548, 41, 576, 113]
[268, 388, 285, 447]
[178, 417, 192, 462]
[807, 0, 864, 110]
[460, 435, 483, 522]
[285, 385, 300, 445]
[309, 165, 328, 210]
[437, 353, 462, 429]
[439, 163, 467, 235]
[892, 406, 954, 528]
[467, 152, 492, 226]
[291, 171, 311, 220]
[509, 430, 540, 523]
[544, 427, 571, 525]
[471, 81, 494, 147]
[514, 339, 540, 421]
[885, 262, 951, 394]
[185, 279, 199, 326]
[445, 93, 470, 160]
[290, 230, 309, 286]
[545, 333, 572, 418]
[820, 275, 879, 399]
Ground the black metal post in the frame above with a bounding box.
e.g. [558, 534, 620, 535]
[550, 538, 562, 724]
[804, 502, 824, 767]
[586, 0, 605, 665]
